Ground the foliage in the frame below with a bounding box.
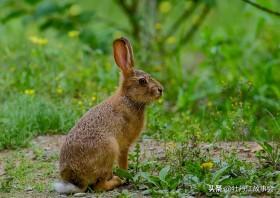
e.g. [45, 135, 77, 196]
[0, 1, 279, 196]
[257, 142, 280, 170]
[0, 147, 57, 193]
[0, 0, 279, 148]
[0, 95, 78, 149]
[113, 138, 280, 197]
[0, 0, 214, 55]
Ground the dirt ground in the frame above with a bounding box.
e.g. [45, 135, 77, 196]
[0, 135, 263, 198]
[18, 135, 262, 161]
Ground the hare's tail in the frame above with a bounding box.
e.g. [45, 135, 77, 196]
[53, 181, 83, 194]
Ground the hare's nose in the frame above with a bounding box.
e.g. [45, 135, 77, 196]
[158, 87, 163, 94]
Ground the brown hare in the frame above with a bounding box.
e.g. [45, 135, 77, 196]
[54, 37, 163, 194]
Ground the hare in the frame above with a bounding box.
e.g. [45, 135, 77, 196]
[54, 37, 163, 194]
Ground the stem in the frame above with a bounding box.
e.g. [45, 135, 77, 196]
[164, 1, 200, 41]
[173, 4, 211, 53]
[241, 0, 280, 17]
[114, 0, 141, 40]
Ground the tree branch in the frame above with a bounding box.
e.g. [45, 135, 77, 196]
[241, 0, 280, 17]
[163, 1, 200, 41]
[174, 4, 210, 53]
[116, 0, 132, 13]
[130, 0, 140, 13]
[114, 0, 141, 39]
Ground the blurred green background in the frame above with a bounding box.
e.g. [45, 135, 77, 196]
[0, 0, 279, 149]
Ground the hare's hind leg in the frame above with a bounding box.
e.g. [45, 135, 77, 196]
[94, 176, 122, 191]
[93, 137, 123, 191]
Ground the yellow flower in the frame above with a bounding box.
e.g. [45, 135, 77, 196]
[77, 100, 83, 106]
[155, 23, 162, 30]
[158, 98, 163, 104]
[24, 89, 35, 96]
[159, 1, 171, 14]
[91, 96, 96, 101]
[29, 36, 48, 46]
[68, 30, 80, 38]
[166, 36, 176, 45]
[201, 162, 214, 170]
[56, 88, 63, 94]
[69, 4, 81, 16]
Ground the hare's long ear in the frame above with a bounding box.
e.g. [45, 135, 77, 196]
[113, 37, 134, 77]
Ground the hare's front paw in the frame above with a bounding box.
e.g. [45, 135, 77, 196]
[112, 175, 123, 185]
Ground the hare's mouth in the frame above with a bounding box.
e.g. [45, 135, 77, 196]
[155, 94, 162, 100]
[154, 92, 163, 100]
[151, 86, 163, 99]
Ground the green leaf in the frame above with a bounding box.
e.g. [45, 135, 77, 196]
[24, 0, 42, 5]
[34, 2, 72, 18]
[140, 172, 160, 187]
[259, 141, 273, 154]
[115, 168, 133, 180]
[212, 166, 230, 184]
[159, 165, 170, 181]
[176, 88, 188, 110]
[169, 176, 181, 189]
[201, 0, 217, 7]
[2, 10, 26, 23]
[218, 175, 230, 183]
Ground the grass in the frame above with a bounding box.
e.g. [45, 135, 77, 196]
[115, 139, 280, 197]
[0, 146, 57, 193]
[1, 137, 279, 197]
[0, 0, 279, 196]
[0, 25, 279, 148]
[0, 95, 78, 149]
[0, 5, 279, 148]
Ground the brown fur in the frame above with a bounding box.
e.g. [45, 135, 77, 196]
[58, 37, 163, 192]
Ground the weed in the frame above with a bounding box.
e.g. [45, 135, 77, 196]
[118, 137, 280, 196]
[257, 142, 280, 170]
[0, 95, 79, 149]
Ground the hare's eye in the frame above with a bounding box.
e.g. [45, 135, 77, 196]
[138, 78, 147, 86]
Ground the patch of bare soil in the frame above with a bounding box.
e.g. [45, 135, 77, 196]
[200, 141, 262, 163]
[0, 135, 262, 198]
[29, 135, 263, 164]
